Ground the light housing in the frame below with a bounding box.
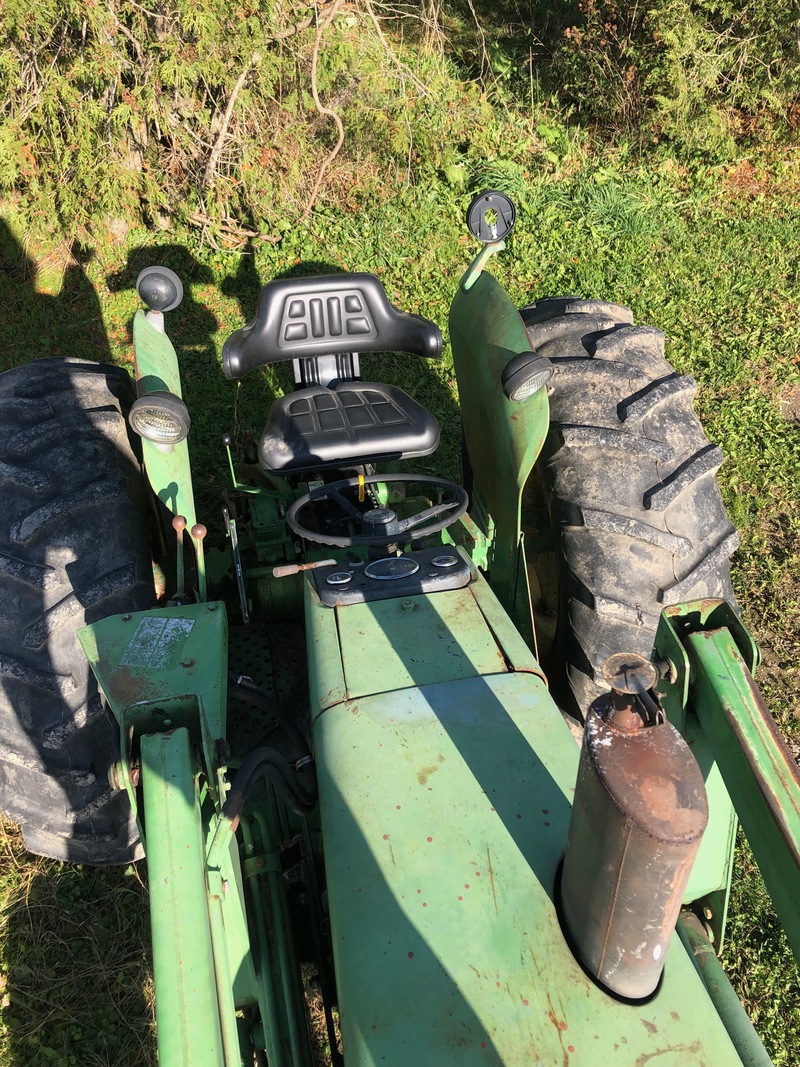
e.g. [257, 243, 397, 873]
[129, 390, 190, 447]
[501, 353, 554, 402]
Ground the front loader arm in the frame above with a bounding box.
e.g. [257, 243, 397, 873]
[140, 727, 227, 1065]
[78, 604, 312, 1067]
[655, 600, 800, 958]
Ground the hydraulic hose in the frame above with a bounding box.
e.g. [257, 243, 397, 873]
[222, 746, 317, 822]
[227, 672, 311, 758]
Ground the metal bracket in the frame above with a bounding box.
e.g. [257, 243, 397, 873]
[654, 599, 760, 732]
[654, 597, 800, 963]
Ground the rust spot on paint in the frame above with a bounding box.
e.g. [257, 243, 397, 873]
[522, 998, 529, 1006]
[568, 1046, 575, 1053]
[549, 1012, 568, 1032]
[642, 1019, 658, 1035]
[382, 834, 389, 840]
[417, 764, 440, 785]
[427, 836, 433, 843]
[634, 1043, 702, 1066]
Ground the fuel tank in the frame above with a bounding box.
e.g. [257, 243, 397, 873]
[560, 655, 708, 999]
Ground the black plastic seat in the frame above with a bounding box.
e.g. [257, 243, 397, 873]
[222, 272, 443, 475]
[258, 382, 440, 474]
[223, 273, 441, 378]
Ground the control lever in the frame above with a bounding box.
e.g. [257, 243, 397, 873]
[172, 515, 187, 603]
[223, 506, 249, 623]
[273, 559, 337, 578]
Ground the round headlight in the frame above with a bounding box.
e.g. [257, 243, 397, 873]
[129, 391, 190, 446]
[501, 353, 554, 403]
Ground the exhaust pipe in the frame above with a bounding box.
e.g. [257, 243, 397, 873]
[560, 653, 708, 1000]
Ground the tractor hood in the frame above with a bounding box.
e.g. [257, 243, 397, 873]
[306, 569, 745, 1066]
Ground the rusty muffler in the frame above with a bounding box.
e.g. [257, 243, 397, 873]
[560, 654, 708, 1000]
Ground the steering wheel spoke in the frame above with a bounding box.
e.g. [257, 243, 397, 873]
[395, 499, 460, 533]
[327, 485, 366, 522]
[286, 474, 468, 549]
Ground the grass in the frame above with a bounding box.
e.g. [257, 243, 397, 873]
[0, 821, 154, 1066]
[1, 4, 799, 1063]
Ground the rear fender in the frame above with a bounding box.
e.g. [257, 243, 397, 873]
[132, 308, 199, 527]
[449, 248, 549, 633]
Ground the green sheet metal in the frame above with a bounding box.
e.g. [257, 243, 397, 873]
[309, 576, 754, 1065]
[140, 728, 225, 1067]
[78, 602, 228, 813]
[132, 308, 198, 526]
[314, 672, 747, 1066]
[337, 588, 509, 697]
[449, 261, 548, 630]
[680, 717, 738, 923]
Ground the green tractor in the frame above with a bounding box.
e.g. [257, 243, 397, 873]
[0, 193, 797, 1065]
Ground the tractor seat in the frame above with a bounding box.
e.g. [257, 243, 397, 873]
[258, 381, 440, 474]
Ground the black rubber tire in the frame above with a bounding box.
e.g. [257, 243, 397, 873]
[521, 298, 739, 718]
[0, 358, 155, 864]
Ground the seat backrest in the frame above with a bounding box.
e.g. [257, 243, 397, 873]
[223, 273, 442, 380]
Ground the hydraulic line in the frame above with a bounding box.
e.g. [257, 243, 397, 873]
[228, 673, 311, 758]
[223, 747, 317, 822]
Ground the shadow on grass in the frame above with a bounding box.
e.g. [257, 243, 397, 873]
[0, 821, 155, 1066]
[0, 220, 112, 376]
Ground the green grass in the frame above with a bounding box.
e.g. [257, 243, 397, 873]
[1, 4, 799, 1063]
[0, 822, 154, 1066]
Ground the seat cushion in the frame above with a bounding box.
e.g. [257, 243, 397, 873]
[258, 382, 440, 474]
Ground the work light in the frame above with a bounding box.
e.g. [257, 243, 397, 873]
[129, 391, 190, 449]
[501, 353, 554, 402]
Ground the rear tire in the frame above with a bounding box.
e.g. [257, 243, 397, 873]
[0, 359, 155, 864]
[521, 299, 738, 718]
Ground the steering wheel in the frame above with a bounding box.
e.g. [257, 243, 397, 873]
[286, 473, 468, 548]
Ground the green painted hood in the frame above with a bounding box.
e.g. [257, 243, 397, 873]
[308, 574, 746, 1066]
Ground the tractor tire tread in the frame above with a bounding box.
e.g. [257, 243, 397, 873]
[0, 359, 154, 864]
[521, 299, 737, 714]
